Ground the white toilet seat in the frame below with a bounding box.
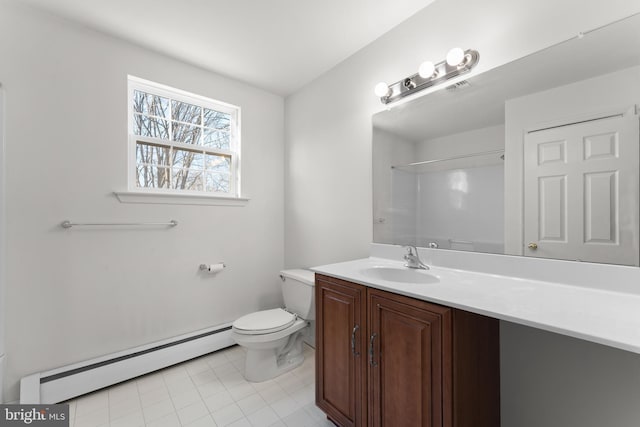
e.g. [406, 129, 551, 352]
[231, 318, 307, 346]
[231, 269, 314, 382]
[232, 308, 296, 335]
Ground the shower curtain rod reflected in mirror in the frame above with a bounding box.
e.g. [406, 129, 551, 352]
[391, 148, 505, 170]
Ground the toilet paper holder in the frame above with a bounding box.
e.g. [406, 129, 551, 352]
[199, 263, 226, 272]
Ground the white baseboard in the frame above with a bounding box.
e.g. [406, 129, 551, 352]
[20, 324, 234, 404]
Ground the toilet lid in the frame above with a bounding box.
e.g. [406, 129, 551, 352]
[233, 308, 297, 335]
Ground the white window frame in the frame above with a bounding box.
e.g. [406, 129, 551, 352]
[127, 75, 242, 199]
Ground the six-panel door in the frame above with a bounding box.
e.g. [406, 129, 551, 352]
[523, 110, 640, 265]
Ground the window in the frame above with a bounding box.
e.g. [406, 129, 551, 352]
[128, 76, 240, 197]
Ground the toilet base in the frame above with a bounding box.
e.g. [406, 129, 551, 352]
[244, 329, 306, 382]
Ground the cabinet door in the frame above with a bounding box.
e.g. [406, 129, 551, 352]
[368, 288, 452, 427]
[316, 275, 368, 427]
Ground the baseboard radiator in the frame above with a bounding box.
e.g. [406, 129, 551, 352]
[20, 323, 235, 404]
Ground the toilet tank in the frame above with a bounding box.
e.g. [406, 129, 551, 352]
[280, 269, 315, 320]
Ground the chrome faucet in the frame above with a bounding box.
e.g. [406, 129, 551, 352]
[403, 246, 429, 270]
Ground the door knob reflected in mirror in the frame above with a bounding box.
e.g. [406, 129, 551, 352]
[528, 243, 538, 250]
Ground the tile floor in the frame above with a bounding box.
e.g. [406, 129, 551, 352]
[66, 344, 333, 427]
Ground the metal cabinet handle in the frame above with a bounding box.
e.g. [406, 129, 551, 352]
[528, 242, 538, 250]
[351, 325, 360, 356]
[369, 333, 378, 366]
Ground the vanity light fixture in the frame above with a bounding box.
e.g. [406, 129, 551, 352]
[375, 47, 479, 104]
[446, 47, 466, 66]
[418, 61, 435, 78]
[374, 81, 392, 98]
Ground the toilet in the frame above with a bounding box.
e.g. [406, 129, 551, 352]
[231, 269, 315, 382]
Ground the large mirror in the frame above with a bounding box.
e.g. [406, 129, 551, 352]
[373, 13, 640, 266]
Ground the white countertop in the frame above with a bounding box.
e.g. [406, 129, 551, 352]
[311, 255, 640, 355]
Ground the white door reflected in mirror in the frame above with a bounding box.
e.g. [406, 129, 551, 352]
[523, 109, 639, 266]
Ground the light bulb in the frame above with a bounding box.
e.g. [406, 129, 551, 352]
[446, 47, 465, 66]
[374, 82, 391, 98]
[418, 61, 435, 78]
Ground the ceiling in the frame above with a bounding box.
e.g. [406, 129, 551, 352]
[18, 0, 435, 95]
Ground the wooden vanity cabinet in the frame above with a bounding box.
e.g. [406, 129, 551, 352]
[315, 274, 368, 427]
[315, 274, 500, 427]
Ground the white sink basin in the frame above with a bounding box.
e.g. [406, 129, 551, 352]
[361, 266, 439, 284]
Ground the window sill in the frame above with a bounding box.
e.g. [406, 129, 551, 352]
[114, 191, 249, 206]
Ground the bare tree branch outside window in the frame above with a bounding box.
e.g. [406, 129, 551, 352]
[132, 88, 234, 194]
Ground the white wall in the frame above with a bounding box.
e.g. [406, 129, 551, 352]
[0, 1, 284, 401]
[415, 125, 505, 164]
[284, 0, 640, 425]
[416, 165, 504, 252]
[414, 125, 505, 252]
[375, 125, 505, 250]
[0, 83, 5, 404]
[390, 169, 418, 246]
[372, 127, 416, 244]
